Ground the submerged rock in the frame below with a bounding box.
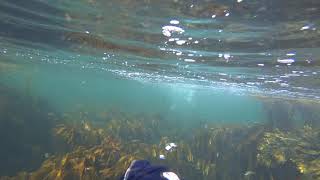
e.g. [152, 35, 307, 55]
[257, 126, 320, 179]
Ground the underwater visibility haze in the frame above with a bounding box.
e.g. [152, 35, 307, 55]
[0, 0, 320, 179]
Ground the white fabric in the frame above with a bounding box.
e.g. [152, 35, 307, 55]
[162, 172, 180, 180]
[123, 160, 137, 180]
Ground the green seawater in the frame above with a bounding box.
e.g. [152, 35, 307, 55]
[0, 59, 265, 124]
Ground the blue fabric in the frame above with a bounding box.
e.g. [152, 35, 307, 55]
[120, 160, 169, 180]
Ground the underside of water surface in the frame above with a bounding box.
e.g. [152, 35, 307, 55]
[0, 0, 320, 179]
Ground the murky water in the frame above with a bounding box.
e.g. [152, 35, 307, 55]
[0, 0, 319, 179]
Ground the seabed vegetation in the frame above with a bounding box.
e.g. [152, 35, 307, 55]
[0, 85, 319, 180]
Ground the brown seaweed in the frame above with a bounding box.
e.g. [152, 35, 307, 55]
[257, 126, 320, 179]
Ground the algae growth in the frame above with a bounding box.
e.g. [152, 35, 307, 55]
[0, 85, 320, 180]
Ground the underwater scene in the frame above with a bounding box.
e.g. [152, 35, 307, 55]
[0, 0, 319, 179]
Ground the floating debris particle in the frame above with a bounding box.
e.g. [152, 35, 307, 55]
[277, 58, 295, 64]
[244, 171, 255, 176]
[159, 154, 166, 159]
[162, 26, 185, 37]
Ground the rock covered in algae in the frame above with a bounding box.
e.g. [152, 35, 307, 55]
[2, 118, 266, 180]
[0, 86, 57, 176]
[185, 124, 266, 179]
[0, 138, 137, 180]
[257, 126, 320, 179]
[52, 122, 104, 152]
[104, 113, 174, 143]
[7, 105, 317, 180]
